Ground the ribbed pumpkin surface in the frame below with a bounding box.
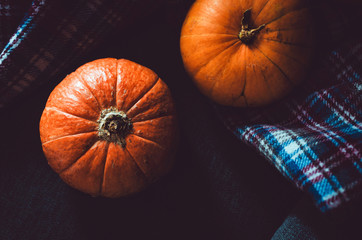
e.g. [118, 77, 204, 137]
[40, 58, 177, 197]
[180, 0, 315, 107]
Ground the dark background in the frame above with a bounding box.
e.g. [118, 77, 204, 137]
[1, 1, 362, 239]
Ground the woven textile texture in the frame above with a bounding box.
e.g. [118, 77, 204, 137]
[215, 2, 362, 212]
[0, 0, 165, 109]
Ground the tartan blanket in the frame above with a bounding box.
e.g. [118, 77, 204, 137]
[0, 0, 165, 109]
[215, 4, 362, 211]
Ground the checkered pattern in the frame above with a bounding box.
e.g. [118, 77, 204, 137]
[0, 0, 165, 109]
[216, 7, 362, 211]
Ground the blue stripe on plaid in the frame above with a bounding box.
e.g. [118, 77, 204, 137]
[240, 113, 361, 211]
[0, 0, 45, 65]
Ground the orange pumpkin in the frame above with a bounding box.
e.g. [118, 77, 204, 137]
[39, 58, 177, 197]
[180, 0, 315, 107]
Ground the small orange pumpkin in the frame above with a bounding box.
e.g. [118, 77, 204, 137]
[40, 58, 177, 197]
[180, 0, 315, 107]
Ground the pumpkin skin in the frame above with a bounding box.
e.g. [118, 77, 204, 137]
[39, 58, 177, 197]
[180, 0, 315, 107]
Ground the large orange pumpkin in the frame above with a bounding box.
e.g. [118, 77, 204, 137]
[180, 0, 315, 107]
[39, 58, 177, 197]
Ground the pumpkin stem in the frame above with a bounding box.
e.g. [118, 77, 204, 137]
[97, 107, 133, 147]
[238, 8, 265, 44]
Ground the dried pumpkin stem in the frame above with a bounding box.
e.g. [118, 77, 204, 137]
[97, 107, 133, 147]
[238, 8, 265, 44]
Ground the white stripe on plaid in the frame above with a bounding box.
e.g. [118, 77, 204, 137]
[0, 0, 45, 65]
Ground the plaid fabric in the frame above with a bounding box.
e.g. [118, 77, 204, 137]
[216, 3, 362, 212]
[0, 0, 31, 50]
[0, 0, 167, 109]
